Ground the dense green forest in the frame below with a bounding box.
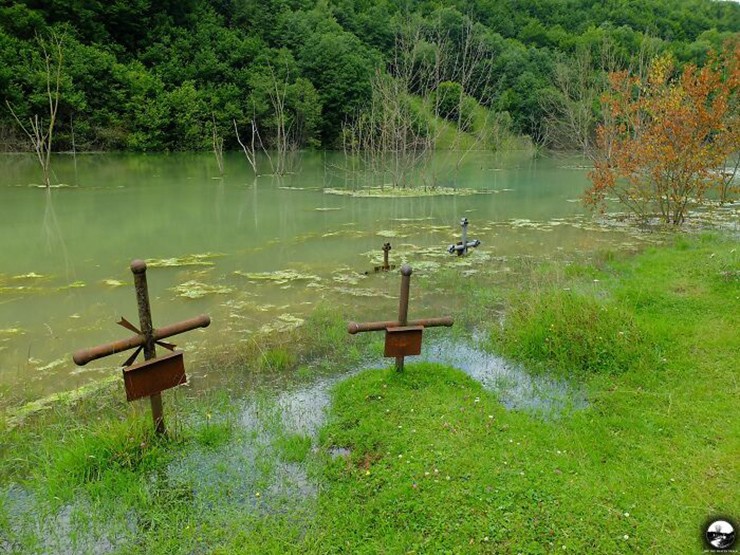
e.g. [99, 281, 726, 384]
[1, 0, 738, 152]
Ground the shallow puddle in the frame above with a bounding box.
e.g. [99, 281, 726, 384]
[414, 337, 589, 415]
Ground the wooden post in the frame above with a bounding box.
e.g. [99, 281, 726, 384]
[131, 259, 165, 435]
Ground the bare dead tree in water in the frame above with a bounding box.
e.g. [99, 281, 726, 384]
[341, 19, 501, 189]
[234, 114, 271, 175]
[267, 64, 290, 176]
[541, 39, 621, 156]
[6, 31, 64, 188]
[211, 114, 224, 176]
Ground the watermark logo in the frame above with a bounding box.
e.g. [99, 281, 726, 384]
[705, 518, 737, 552]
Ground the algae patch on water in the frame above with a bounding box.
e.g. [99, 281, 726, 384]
[101, 279, 127, 287]
[147, 253, 224, 268]
[234, 270, 321, 285]
[259, 313, 306, 334]
[172, 280, 234, 299]
[12, 272, 48, 280]
[58, 280, 86, 290]
[323, 186, 480, 198]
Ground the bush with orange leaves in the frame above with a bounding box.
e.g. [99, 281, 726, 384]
[586, 41, 739, 225]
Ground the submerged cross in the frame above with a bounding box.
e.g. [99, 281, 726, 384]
[73, 259, 210, 435]
[348, 264, 453, 371]
[448, 217, 481, 256]
[374, 242, 396, 273]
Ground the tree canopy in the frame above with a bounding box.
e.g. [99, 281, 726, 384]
[0, 0, 737, 151]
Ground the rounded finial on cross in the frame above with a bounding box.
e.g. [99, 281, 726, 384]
[130, 259, 147, 274]
[400, 264, 412, 276]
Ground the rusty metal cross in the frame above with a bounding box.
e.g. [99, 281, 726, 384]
[72, 259, 210, 435]
[348, 264, 453, 371]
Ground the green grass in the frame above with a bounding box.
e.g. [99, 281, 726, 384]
[1, 234, 737, 553]
[492, 288, 660, 376]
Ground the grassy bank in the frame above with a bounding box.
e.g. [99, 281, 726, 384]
[1, 234, 737, 553]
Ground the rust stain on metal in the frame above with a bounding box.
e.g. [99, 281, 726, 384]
[123, 351, 186, 402]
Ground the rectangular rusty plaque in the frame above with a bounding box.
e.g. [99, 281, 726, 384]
[384, 326, 423, 357]
[122, 351, 186, 402]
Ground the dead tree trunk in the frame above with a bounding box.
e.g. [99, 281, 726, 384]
[6, 31, 64, 188]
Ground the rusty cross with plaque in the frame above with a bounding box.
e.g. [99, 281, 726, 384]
[72, 259, 210, 435]
[348, 264, 453, 371]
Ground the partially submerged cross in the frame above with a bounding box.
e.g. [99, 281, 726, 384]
[73, 260, 210, 435]
[348, 264, 453, 371]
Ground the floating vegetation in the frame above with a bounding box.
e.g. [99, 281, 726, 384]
[146, 253, 223, 268]
[0, 328, 25, 335]
[12, 272, 47, 280]
[323, 186, 480, 198]
[314, 207, 342, 212]
[5, 375, 118, 428]
[332, 286, 393, 298]
[0, 286, 36, 295]
[234, 270, 321, 285]
[391, 217, 434, 222]
[35, 358, 67, 373]
[331, 272, 367, 286]
[419, 224, 452, 233]
[172, 280, 233, 299]
[101, 279, 126, 287]
[259, 313, 306, 334]
[13, 182, 78, 189]
[375, 229, 405, 238]
[58, 280, 86, 290]
[408, 260, 442, 274]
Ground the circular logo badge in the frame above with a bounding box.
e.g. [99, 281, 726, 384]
[706, 519, 736, 551]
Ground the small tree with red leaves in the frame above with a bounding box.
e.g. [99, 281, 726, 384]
[586, 42, 739, 225]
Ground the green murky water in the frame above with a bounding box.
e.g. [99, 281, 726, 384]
[0, 150, 639, 401]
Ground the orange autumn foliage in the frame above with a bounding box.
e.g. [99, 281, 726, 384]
[586, 41, 739, 225]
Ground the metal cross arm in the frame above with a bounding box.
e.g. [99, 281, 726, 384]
[347, 264, 453, 371]
[72, 314, 210, 366]
[72, 259, 211, 435]
[347, 316, 453, 335]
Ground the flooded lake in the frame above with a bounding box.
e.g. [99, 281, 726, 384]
[0, 150, 639, 401]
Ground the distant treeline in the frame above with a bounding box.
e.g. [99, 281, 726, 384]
[1, 0, 737, 152]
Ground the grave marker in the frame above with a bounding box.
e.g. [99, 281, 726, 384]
[348, 264, 453, 371]
[448, 217, 481, 256]
[73, 259, 210, 435]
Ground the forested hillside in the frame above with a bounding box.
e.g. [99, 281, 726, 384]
[1, 0, 737, 151]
